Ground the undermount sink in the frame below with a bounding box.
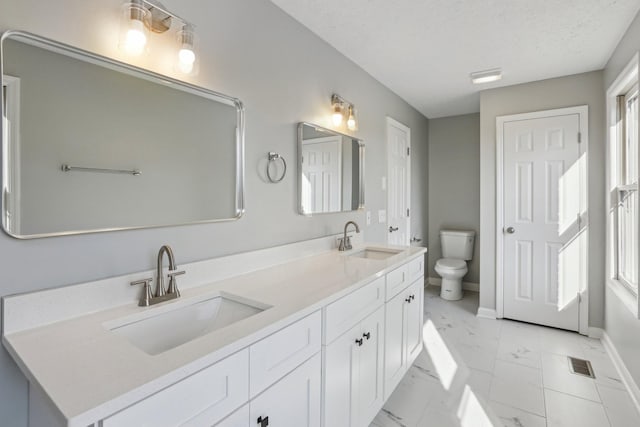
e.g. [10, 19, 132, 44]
[348, 247, 403, 260]
[106, 292, 270, 355]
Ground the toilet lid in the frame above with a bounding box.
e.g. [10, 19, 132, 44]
[436, 258, 466, 269]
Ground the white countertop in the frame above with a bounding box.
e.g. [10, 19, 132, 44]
[2, 243, 426, 426]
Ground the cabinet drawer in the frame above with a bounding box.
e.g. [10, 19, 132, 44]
[103, 349, 249, 427]
[323, 276, 385, 344]
[385, 264, 409, 301]
[407, 256, 425, 284]
[249, 310, 321, 397]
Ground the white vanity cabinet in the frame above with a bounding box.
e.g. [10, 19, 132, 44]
[5, 243, 428, 427]
[383, 277, 424, 400]
[323, 305, 385, 427]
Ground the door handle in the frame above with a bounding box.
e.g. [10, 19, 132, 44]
[389, 226, 399, 232]
[505, 226, 515, 234]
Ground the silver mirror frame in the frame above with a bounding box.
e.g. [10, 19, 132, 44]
[297, 122, 365, 216]
[0, 30, 245, 239]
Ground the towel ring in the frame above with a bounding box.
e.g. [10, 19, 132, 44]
[267, 152, 287, 183]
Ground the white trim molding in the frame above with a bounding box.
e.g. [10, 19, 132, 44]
[496, 105, 590, 336]
[587, 327, 604, 339]
[476, 307, 498, 320]
[602, 331, 640, 414]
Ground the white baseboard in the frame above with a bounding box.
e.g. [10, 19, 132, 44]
[587, 327, 604, 339]
[602, 331, 640, 414]
[428, 276, 479, 292]
[476, 307, 497, 320]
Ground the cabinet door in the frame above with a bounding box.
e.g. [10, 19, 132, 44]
[356, 305, 385, 426]
[384, 289, 408, 400]
[250, 352, 321, 427]
[213, 404, 249, 427]
[323, 322, 360, 427]
[405, 279, 424, 366]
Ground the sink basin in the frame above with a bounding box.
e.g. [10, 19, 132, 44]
[106, 293, 270, 355]
[348, 247, 403, 260]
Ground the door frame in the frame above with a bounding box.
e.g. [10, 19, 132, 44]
[495, 105, 589, 335]
[386, 117, 411, 245]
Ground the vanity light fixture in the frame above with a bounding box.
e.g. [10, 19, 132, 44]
[470, 68, 502, 84]
[347, 105, 357, 131]
[119, 0, 198, 74]
[331, 94, 358, 131]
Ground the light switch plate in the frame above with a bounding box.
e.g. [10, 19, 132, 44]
[366, 211, 372, 225]
[378, 210, 386, 223]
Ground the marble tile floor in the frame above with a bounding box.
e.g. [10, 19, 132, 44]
[371, 285, 640, 427]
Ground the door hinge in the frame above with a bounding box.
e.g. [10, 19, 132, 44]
[407, 147, 410, 156]
[577, 292, 582, 303]
[407, 208, 410, 216]
[577, 132, 582, 143]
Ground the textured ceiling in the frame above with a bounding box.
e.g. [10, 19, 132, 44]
[270, 0, 640, 118]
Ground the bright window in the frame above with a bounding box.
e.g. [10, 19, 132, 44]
[613, 85, 639, 294]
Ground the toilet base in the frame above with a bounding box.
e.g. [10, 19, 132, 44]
[440, 278, 463, 301]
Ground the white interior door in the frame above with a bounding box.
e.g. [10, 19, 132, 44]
[387, 118, 410, 245]
[301, 136, 342, 213]
[501, 110, 586, 331]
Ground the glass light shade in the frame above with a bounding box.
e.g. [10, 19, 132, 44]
[347, 107, 357, 131]
[176, 26, 198, 74]
[119, 2, 149, 56]
[332, 104, 343, 126]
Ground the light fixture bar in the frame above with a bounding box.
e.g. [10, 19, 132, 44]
[470, 68, 502, 84]
[140, 0, 195, 29]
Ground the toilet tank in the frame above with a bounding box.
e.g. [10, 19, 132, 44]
[440, 230, 475, 260]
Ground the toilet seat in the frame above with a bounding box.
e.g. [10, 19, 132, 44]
[435, 258, 466, 270]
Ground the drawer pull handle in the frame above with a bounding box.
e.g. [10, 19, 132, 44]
[363, 332, 371, 340]
[257, 416, 269, 426]
[355, 338, 364, 346]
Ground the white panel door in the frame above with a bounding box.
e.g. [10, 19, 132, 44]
[387, 118, 410, 245]
[503, 113, 583, 331]
[301, 136, 342, 213]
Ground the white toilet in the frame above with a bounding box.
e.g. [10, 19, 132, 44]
[435, 230, 475, 301]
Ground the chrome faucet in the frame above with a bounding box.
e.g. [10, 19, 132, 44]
[130, 244, 185, 306]
[339, 221, 360, 251]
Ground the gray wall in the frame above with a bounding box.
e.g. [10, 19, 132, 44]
[603, 11, 640, 387]
[0, 1, 429, 425]
[427, 113, 480, 283]
[478, 71, 606, 329]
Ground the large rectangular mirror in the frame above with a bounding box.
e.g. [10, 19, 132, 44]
[298, 122, 364, 215]
[1, 31, 245, 238]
